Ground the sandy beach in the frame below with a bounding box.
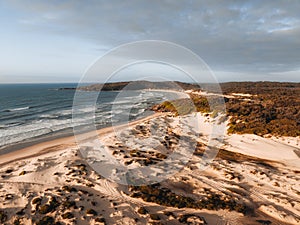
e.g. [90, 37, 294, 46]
[0, 112, 164, 167]
[2, 0, 300, 223]
[0, 110, 299, 224]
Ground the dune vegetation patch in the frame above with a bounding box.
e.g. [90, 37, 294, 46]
[153, 82, 300, 137]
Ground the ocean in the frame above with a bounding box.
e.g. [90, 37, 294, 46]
[0, 83, 176, 152]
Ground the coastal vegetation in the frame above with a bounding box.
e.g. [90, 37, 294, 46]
[153, 82, 300, 137]
[128, 183, 251, 214]
[64, 81, 300, 136]
[60, 80, 200, 91]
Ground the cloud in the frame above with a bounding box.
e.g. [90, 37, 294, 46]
[3, 0, 300, 81]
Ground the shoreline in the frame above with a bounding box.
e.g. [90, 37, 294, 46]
[0, 112, 165, 166]
[0, 110, 299, 224]
[0, 83, 299, 224]
[0, 89, 186, 156]
[1, 110, 299, 168]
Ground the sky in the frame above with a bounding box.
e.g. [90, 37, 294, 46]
[0, 0, 300, 83]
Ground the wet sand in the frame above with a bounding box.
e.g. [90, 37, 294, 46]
[0, 112, 164, 167]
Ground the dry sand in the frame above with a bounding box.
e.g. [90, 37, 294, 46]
[0, 113, 163, 167]
[0, 111, 299, 225]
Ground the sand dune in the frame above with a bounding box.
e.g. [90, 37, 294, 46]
[0, 112, 299, 224]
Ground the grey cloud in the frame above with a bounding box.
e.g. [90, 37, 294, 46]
[6, 0, 300, 79]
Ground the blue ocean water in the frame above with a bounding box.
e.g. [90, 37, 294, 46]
[0, 83, 173, 150]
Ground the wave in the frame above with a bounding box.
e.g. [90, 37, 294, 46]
[0, 122, 24, 129]
[39, 114, 60, 119]
[5, 106, 30, 112]
[0, 90, 167, 148]
[110, 99, 133, 104]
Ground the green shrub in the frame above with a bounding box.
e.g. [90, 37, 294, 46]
[19, 171, 26, 176]
[150, 214, 160, 220]
[0, 210, 7, 223]
[36, 216, 54, 225]
[137, 207, 148, 215]
[86, 209, 97, 216]
[62, 212, 74, 219]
